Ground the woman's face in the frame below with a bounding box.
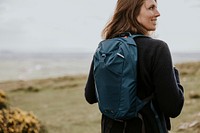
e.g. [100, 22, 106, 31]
[137, 0, 160, 32]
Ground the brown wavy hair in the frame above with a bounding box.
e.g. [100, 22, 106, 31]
[102, 0, 156, 39]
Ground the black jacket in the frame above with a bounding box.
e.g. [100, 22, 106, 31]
[85, 36, 184, 132]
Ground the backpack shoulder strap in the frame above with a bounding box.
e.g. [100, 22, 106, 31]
[119, 32, 149, 45]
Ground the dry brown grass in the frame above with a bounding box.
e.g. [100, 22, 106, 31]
[0, 75, 87, 92]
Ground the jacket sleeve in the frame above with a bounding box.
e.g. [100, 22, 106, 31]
[152, 42, 184, 118]
[84, 61, 98, 104]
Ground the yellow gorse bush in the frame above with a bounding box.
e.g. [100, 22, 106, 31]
[0, 90, 46, 133]
[0, 108, 41, 133]
[0, 90, 8, 109]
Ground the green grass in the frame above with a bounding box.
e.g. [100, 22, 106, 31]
[1, 75, 101, 133]
[1, 62, 200, 133]
[171, 62, 200, 133]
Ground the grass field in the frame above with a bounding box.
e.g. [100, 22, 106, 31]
[0, 62, 200, 133]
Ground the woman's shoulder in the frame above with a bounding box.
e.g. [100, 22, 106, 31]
[145, 36, 167, 45]
[137, 36, 169, 50]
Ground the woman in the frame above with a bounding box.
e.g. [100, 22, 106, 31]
[85, 0, 184, 132]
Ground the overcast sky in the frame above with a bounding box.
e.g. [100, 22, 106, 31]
[0, 0, 200, 53]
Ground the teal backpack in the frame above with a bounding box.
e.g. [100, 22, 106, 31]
[93, 33, 149, 120]
[93, 33, 166, 132]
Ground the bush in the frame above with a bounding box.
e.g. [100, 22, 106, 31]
[0, 90, 47, 133]
[0, 90, 8, 109]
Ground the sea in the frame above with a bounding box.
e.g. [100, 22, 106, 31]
[0, 52, 200, 82]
